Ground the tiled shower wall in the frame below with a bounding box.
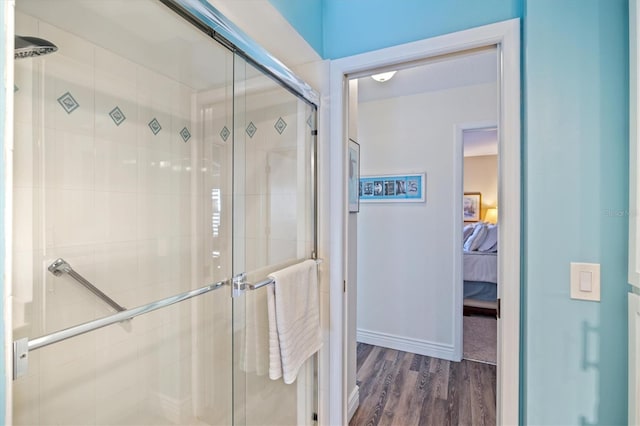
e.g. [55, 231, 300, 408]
[12, 11, 234, 425]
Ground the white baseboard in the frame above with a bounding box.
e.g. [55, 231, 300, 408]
[356, 329, 456, 361]
[347, 385, 359, 421]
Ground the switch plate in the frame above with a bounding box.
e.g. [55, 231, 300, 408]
[570, 262, 600, 301]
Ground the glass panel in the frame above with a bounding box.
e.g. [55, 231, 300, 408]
[12, 1, 233, 425]
[232, 54, 317, 426]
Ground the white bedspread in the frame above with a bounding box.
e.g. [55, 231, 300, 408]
[463, 251, 497, 283]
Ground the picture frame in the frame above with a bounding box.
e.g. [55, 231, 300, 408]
[463, 192, 482, 222]
[359, 173, 426, 203]
[348, 139, 360, 212]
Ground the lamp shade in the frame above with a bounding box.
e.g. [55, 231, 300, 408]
[484, 207, 498, 224]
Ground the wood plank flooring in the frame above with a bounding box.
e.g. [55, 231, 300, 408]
[349, 343, 496, 426]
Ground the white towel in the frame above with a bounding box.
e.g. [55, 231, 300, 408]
[267, 259, 321, 384]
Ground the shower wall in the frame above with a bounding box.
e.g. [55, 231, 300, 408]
[12, 8, 233, 425]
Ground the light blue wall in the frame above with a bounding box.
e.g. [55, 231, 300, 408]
[268, 0, 520, 59]
[524, 0, 629, 424]
[268, 0, 323, 56]
[322, 0, 521, 59]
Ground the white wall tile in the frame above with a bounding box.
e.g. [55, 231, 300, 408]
[52, 129, 95, 190]
[137, 146, 174, 195]
[39, 353, 97, 425]
[95, 339, 139, 400]
[46, 189, 98, 247]
[13, 122, 38, 188]
[94, 191, 138, 243]
[137, 194, 176, 239]
[95, 386, 141, 425]
[137, 238, 175, 288]
[94, 138, 138, 192]
[13, 374, 41, 426]
[93, 242, 139, 297]
[13, 188, 36, 253]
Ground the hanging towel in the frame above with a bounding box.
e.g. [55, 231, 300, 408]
[267, 259, 321, 384]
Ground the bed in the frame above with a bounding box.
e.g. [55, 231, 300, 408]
[462, 223, 498, 316]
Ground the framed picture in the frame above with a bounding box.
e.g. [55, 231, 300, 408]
[359, 173, 426, 203]
[348, 139, 360, 212]
[463, 192, 481, 221]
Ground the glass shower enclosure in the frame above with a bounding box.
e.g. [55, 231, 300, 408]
[10, 0, 318, 424]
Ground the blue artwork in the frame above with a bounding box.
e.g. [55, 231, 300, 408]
[359, 173, 425, 202]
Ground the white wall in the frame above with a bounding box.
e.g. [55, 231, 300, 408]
[464, 154, 498, 220]
[356, 82, 497, 358]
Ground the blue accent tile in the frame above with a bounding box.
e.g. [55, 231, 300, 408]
[57, 91, 79, 114]
[180, 127, 191, 142]
[109, 106, 126, 126]
[220, 126, 230, 141]
[148, 118, 162, 135]
[274, 117, 287, 134]
[14, 85, 18, 93]
[246, 122, 257, 138]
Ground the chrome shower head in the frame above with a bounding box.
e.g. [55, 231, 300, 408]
[15, 35, 58, 59]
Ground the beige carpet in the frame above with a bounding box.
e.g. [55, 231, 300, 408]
[463, 315, 497, 365]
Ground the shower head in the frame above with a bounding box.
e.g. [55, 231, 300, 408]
[15, 35, 58, 59]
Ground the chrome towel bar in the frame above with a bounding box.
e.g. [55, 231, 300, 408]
[13, 279, 227, 380]
[232, 258, 322, 297]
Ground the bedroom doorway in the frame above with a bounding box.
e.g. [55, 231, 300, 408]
[330, 19, 521, 426]
[462, 127, 498, 368]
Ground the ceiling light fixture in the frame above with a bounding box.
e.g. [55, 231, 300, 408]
[371, 71, 397, 82]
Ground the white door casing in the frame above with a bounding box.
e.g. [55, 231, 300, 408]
[630, 293, 640, 426]
[329, 19, 521, 426]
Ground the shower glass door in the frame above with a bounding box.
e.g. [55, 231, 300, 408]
[232, 55, 318, 426]
[11, 1, 318, 425]
[12, 0, 235, 424]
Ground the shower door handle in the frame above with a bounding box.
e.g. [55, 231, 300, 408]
[231, 272, 275, 298]
[48, 258, 126, 312]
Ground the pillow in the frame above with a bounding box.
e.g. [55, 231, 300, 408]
[464, 224, 488, 251]
[463, 224, 475, 242]
[477, 225, 498, 252]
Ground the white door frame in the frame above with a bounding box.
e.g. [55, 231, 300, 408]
[327, 19, 521, 425]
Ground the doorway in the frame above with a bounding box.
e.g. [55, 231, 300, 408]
[328, 19, 520, 425]
[348, 48, 500, 424]
[461, 127, 498, 365]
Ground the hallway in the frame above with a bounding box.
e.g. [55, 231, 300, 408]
[349, 343, 496, 426]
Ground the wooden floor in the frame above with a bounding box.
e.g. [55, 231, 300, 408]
[349, 343, 496, 426]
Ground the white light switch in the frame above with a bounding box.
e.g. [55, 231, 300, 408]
[571, 262, 600, 302]
[579, 271, 592, 292]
